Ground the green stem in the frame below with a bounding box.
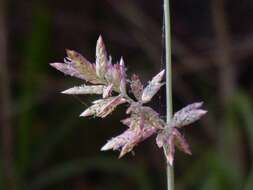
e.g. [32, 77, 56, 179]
[164, 0, 174, 190]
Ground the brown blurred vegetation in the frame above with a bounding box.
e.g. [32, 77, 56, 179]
[0, 0, 253, 190]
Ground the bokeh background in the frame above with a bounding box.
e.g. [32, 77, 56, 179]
[1, 0, 253, 189]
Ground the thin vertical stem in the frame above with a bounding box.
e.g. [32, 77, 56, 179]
[211, 0, 235, 102]
[164, 0, 174, 190]
[0, 0, 15, 189]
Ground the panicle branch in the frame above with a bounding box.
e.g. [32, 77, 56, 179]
[50, 36, 207, 165]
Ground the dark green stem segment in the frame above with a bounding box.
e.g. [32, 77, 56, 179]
[164, 0, 174, 190]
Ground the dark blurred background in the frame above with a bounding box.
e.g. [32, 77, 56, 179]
[1, 0, 253, 189]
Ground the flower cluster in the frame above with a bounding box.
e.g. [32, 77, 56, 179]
[50, 36, 207, 165]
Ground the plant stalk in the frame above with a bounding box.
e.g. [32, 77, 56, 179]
[0, 0, 15, 189]
[164, 0, 174, 190]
